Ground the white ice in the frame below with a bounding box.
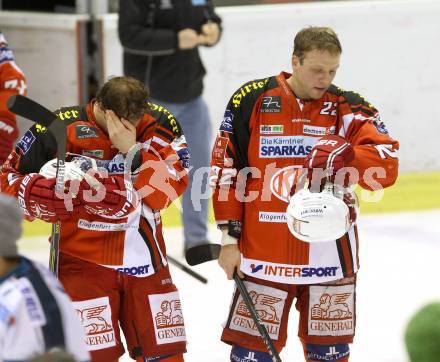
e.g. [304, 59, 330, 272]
[17, 210, 440, 362]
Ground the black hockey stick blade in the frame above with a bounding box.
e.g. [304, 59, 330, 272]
[7, 95, 67, 277]
[185, 243, 221, 266]
[7, 94, 67, 163]
[168, 255, 208, 284]
[7, 95, 56, 127]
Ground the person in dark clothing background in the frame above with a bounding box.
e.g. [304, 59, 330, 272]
[118, 0, 222, 254]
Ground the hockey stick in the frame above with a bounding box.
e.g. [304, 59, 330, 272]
[233, 273, 282, 362]
[185, 244, 282, 361]
[7, 95, 66, 276]
[7, 95, 55, 125]
[167, 255, 207, 284]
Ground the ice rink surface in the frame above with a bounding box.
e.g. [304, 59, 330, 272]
[18, 210, 440, 362]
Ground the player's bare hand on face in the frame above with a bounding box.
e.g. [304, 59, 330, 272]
[106, 110, 136, 154]
[218, 244, 244, 280]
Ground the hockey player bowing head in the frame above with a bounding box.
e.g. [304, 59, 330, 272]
[1, 76, 190, 362]
[211, 27, 399, 361]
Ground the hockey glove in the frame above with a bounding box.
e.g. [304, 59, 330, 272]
[303, 135, 354, 187]
[18, 174, 80, 223]
[0, 118, 18, 164]
[78, 172, 138, 219]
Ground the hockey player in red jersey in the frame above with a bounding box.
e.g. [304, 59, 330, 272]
[0, 31, 27, 166]
[211, 27, 399, 361]
[1, 77, 189, 362]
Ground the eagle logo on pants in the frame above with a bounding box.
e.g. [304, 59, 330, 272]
[311, 293, 353, 320]
[76, 305, 113, 335]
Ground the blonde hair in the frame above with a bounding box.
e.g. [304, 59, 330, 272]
[293, 26, 342, 63]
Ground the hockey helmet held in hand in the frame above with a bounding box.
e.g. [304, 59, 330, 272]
[39, 154, 100, 189]
[286, 182, 358, 243]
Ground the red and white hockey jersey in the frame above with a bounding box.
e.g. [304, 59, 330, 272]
[0, 32, 27, 150]
[1, 102, 189, 277]
[211, 72, 399, 284]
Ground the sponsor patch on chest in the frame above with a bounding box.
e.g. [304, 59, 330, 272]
[95, 159, 125, 173]
[260, 96, 281, 113]
[269, 165, 302, 203]
[260, 125, 284, 134]
[259, 136, 317, 158]
[258, 211, 287, 222]
[303, 125, 334, 136]
[75, 125, 98, 139]
[82, 149, 104, 158]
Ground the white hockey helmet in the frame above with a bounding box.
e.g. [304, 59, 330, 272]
[286, 182, 358, 243]
[39, 155, 100, 189]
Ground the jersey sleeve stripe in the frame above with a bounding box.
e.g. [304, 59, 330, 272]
[350, 106, 376, 117]
[154, 127, 175, 142]
[336, 235, 354, 276]
[152, 136, 169, 147]
[138, 218, 160, 273]
[137, 121, 156, 140]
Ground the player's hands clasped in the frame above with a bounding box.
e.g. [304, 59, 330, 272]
[78, 172, 138, 219]
[18, 174, 81, 223]
[200, 22, 220, 46]
[178, 28, 200, 50]
[178, 23, 220, 49]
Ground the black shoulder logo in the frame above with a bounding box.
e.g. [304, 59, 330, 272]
[75, 125, 98, 139]
[260, 96, 281, 113]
